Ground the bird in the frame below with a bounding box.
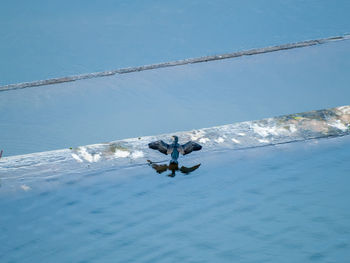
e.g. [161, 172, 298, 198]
[148, 136, 202, 164]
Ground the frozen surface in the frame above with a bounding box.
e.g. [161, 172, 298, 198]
[1, 40, 350, 156]
[1, 0, 350, 85]
[1, 135, 350, 262]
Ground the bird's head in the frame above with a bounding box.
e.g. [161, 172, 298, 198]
[172, 135, 179, 143]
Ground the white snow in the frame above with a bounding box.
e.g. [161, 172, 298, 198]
[289, 124, 297, 133]
[72, 153, 83, 163]
[79, 147, 101, 162]
[199, 138, 210, 143]
[328, 120, 348, 131]
[115, 150, 131, 158]
[215, 137, 225, 143]
[252, 124, 289, 137]
[258, 139, 270, 143]
[231, 138, 240, 144]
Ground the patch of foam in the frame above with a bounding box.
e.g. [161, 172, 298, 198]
[199, 138, 210, 143]
[258, 139, 270, 143]
[115, 150, 130, 158]
[289, 124, 297, 133]
[252, 124, 289, 137]
[93, 154, 101, 162]
[231, 138, 240, 144]
[215, 137, 225, 143]
[328, 120, 348, 131]
[71, 153, 83, 163]
[79, 147, 101, 163]
[191, 130, 206, 141]
[237, 133, 246, 136]
[131, 151, 144, 159]
[20, 185, 31, 191]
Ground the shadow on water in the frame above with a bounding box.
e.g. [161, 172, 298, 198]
[147, 160, 200, 177]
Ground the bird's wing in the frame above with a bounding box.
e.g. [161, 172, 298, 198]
[148, 140, 170, 155]
[179, 141, 202, 155]
[180, 164, 201, 174]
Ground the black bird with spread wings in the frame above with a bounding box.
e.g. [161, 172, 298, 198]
[148, 136, 202, 164]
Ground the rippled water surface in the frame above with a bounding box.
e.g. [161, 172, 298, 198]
[1, 136, 350, 262]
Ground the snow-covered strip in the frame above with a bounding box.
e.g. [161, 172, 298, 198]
[0, 105, 349, 177]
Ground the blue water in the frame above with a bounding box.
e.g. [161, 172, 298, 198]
[1, 0, 350, 85]
[1, 135, 349, 262]
[1, 40, 350, 156]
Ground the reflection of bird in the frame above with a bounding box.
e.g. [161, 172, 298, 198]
[148, 136, 202, 164]
[147, 160, 201, 177]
